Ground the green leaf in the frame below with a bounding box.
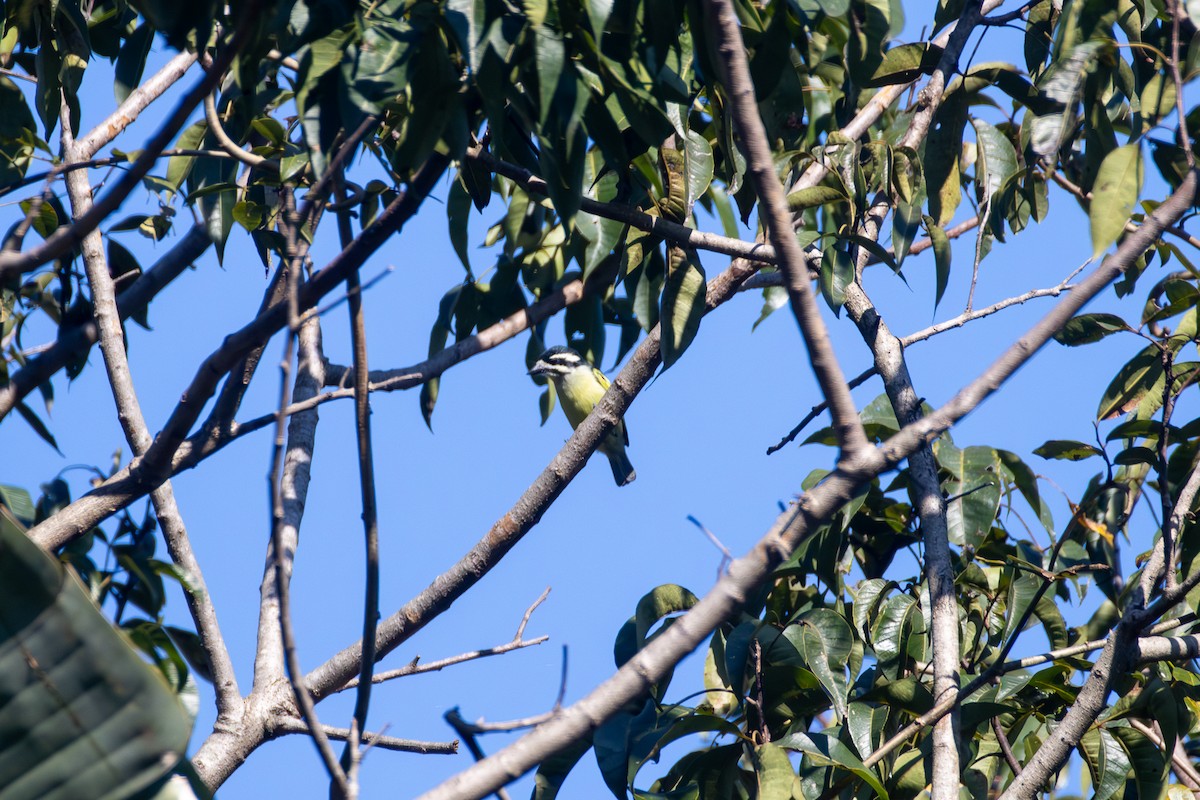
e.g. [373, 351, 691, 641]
[1054, 313, 1130, 346]
[1096, 344, 1162, 420]
[753, 285, 787, 331]
[114, 24, 154, 105]
[531, 735, 594, 800]
[996, 449, 1054, 531]
[683, 129, 714, 210]
[869, 593, 915, 679]
[231, 200, 264, 231]
[1030, 40, 1108, 160]
[924, 90, 968, 226]
[1110, 725, 1167, 800]
[1033, 440, 1105, 461]
[866, 42, 943, 87]
[1090, 144, 1144, 259]
[34, 29, 62, 140]
[775, 731, 889, 799]
[938, 444, 1002, 548]
[1000, 569, 1041, 649]
[819, 242, 852, 315]
[15, 401, 61, 454]
[786, 186, 847, 212]
[0, 484, 35, 527]
[448, 176, 473, 275]
[782, 609, 853, 721]
[534, 26, 565, 127]
[107, 238, 142, 285]
[892, 200, 921, 266]
[751, 743, 795, 800]
[166, 121, 207, 196]
[419, 317, 450, 430]
[660, 247, 705, 369]
[578, 149, 623, 280]
[1079, 727, 1132, 800]
[928, 219, 951, 311]
[614, 584, 699, 667]
[250, 117, 287, 148]
[971, 118, 1018, 225]
[0, 520, 192, 800]
[851, 578, 895, 640]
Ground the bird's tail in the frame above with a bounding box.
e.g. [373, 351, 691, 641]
[607, 450, 637, 487]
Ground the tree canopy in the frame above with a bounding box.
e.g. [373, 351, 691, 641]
[3, 0, 1200, 799]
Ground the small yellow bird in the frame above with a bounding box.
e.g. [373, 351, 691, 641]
[528, 346, 636, 486]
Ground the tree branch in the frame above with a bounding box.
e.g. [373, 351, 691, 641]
[336, 588, 551, 691]
[60, 105, 240, 718]
[703, 0, 869, 457]
[265, 265, 350, 796]
[271, 718, 458, 755]
[332, 170, 381, 793]
[203, 90, 279, 174]
[833, 7, 983, 795]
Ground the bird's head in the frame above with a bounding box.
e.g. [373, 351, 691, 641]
[528, 346, 586, 380]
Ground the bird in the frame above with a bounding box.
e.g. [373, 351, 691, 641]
[528, 346, 636, 486]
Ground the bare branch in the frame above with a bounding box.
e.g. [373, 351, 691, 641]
[266, 266, 349, 796]
[272, 718, 458, 755]
[60, 108, 240, 717]
[332, 169, 382, 790]
[337, 589, 552, 691]
[73, 50, 199, 160]
[445, 706, 555, 737]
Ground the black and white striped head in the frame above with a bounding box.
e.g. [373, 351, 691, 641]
[529, 346, 587, 379]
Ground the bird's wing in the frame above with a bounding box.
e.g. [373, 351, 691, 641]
[591, 367, 630, 445]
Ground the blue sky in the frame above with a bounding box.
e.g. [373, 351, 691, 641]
[0, 11, 1184, 798]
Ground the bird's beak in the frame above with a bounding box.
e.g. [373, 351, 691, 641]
[528, 362, 548, 377]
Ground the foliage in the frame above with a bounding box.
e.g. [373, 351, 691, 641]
[1, 0, 1200, 798]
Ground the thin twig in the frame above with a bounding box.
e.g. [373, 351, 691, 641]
[341, 636, 552, 689]
[203, 90, 280, 174]
[766, 277, 1076, 454]
[979, 1, 1037, 27]
[687, 515, 733, 577]
[1169, 0, 1196, 169]
[272, 717, 458, 755]
[991, 717, 1022, 775]
[333, 168, 381, 792]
